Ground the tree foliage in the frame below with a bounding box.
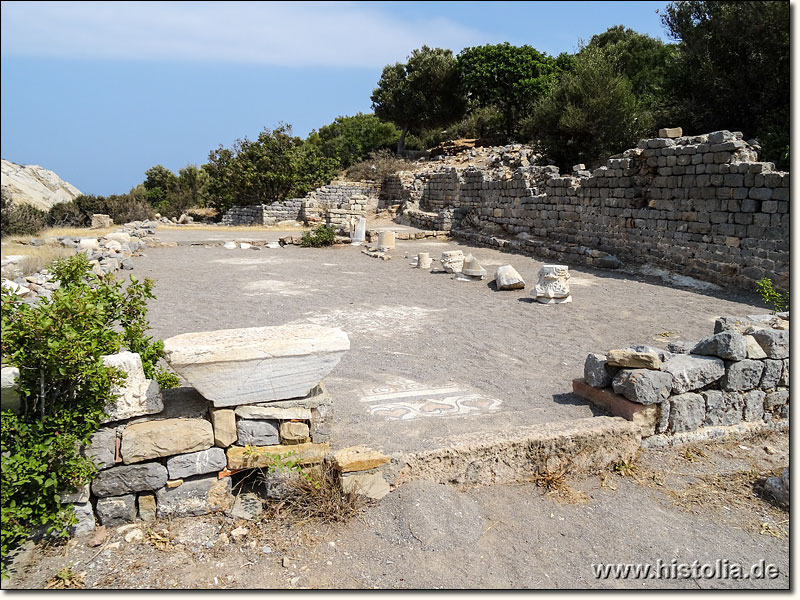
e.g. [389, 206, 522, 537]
[371, 46, 464, 153]
[457, 43, 570, 140]
[0, 194, 47, 237]
[312, 113, 401, 169]
[660, 0, 789, 167]
[205, 123, 339, 214]
[1, 254, 172, 577]
[523, 45, 652, 170]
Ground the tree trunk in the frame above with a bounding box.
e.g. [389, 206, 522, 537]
[396, 126, 408, 156]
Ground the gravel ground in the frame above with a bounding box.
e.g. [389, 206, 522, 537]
[124, 228, 767, 453]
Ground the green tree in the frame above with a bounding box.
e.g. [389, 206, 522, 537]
[371, 46, 465, 154]
[205, 124, 339, 213]
[584, 25, 678, 126]
[660, 1, 789, 167]
[523, 45, 652, 170]
[313, 113, 401, 169]
[457, 43, 569, 140]
[143, 165, 179, 209]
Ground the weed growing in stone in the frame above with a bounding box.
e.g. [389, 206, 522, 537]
[756, 278, 789, 313]
[300, 224, 337, 248]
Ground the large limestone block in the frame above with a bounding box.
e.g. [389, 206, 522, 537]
[660, 354, 725, 394]
[121, 418, 213, 464]
[156, 475, 233, 518]
[226, 442, 330, 470]
[162, 324, 350, 407]
[101, 351, 163, 423]
[91, 462, 168, 497]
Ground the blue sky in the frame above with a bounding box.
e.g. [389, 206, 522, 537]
[1, 1, 670, 195]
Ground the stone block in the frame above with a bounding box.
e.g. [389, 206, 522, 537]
[163, 324, 350, 407]
[660, 354, 725, 394]
[235, 405, 312, 420]
[69, 502, 96, 535]
[226, 442, 330, 470]
[742, 390, 766, 421]
[101, 352, 163, 423]
[669, 392, 705, 433]
[61, 483, 90, 504]
[236, 419, 280, 446]
[572, 379, 656, 434]
[84, 426, 118, 470]
[210, 408, 237, 447]
[764, 389, 789, 411]
[658, 127, 683, 138]
[611, 369, 673, 405]
[702, 390, 743, 426]
[340, 472, 390, 500]
[690, 331, 747, 360]
[744, 335, 767, 359]
[280, 421, 310, 444]
[779, 359, 789, 387]
[91, 462, 168, 497]
[759, 359, 783, 389]
[121, 418, 214, 464]
[607, 349, 661, 369]
[156, 475, 233, 518]
[763, 468, 789, 507]
[137, 493, 157, 521]
[494, 265, 526, 290]
[228, 492, 264, 520]
[749, 328, 788, 359]
[329, 445, 391, 473]
[584, 353, 617, 388]
[714, 316, 752, 334]
[95, 494, 137, 526]
[720, 359, 765, 391]
[166, 447, 227, 479]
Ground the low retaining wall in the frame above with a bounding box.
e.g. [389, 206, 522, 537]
[573, 312, 789, 447]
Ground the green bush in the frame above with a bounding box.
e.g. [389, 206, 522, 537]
[0, 195, 47, 237]
[46, 194, 154, 229]
[345, 149, 414, 182]
[46, 200, 89, 228]
[1, 254, 175, 578]
[756, 277, 789, 314]
[301, 224, 337, 248]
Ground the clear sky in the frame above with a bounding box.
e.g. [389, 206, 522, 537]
[1, 1, 671, 195]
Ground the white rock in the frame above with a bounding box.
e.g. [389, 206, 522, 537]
[105, 232, 133, 244]
[223, 241, 237, 249]
[1, 365, 21, 413]
[1, 158, 81, 211]
[495, 265, 525, 290]
[163, 324, 350, 407]
[79, 238, 100, 250]
[101, 351, 164, 423]
[240, 242, 252, 250]
[104, 240, 123, 252]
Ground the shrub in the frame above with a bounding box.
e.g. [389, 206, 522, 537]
[345, 149, 414, 182]
[301, 224, 337, 248]
[102, 194, 155, 224]
[0, 195, 47, 237]
[1, 254, 174, 577]
[756, 277, 789, 314]
[46, 200, 89, 228]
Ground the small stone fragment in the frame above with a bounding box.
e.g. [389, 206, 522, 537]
[583, 353, 617, 388]
[329, 445, 391, 472]
[95, 494, 137, 526]
[280, 421, 310, 444]
[340, 472, 390, 500]
[494, 265, 525, 290]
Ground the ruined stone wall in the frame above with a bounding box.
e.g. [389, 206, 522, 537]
[576, 313, 789, 447]
[221, 199, 303, 226]
[384, 131, 789, 291]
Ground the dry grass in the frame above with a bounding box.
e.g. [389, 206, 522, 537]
[0, 243, 73, 274]
[45, 565, 86, 589]
[525, 451, 590, 504]
[2, 226, 116, 244]
[259, 463, 371, 525]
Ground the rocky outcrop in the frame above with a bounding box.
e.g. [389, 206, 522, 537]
[1, 159, 81, 211]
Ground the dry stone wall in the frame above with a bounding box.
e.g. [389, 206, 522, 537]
[222, 181, 380, 231]
[574, 312, 789, 447]
[383, 131, 789, 291]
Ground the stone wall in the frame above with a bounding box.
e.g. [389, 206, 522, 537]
[222, 181, 380, 231]
[574, 312, 789, 447]
[382, 131, 789, 292]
